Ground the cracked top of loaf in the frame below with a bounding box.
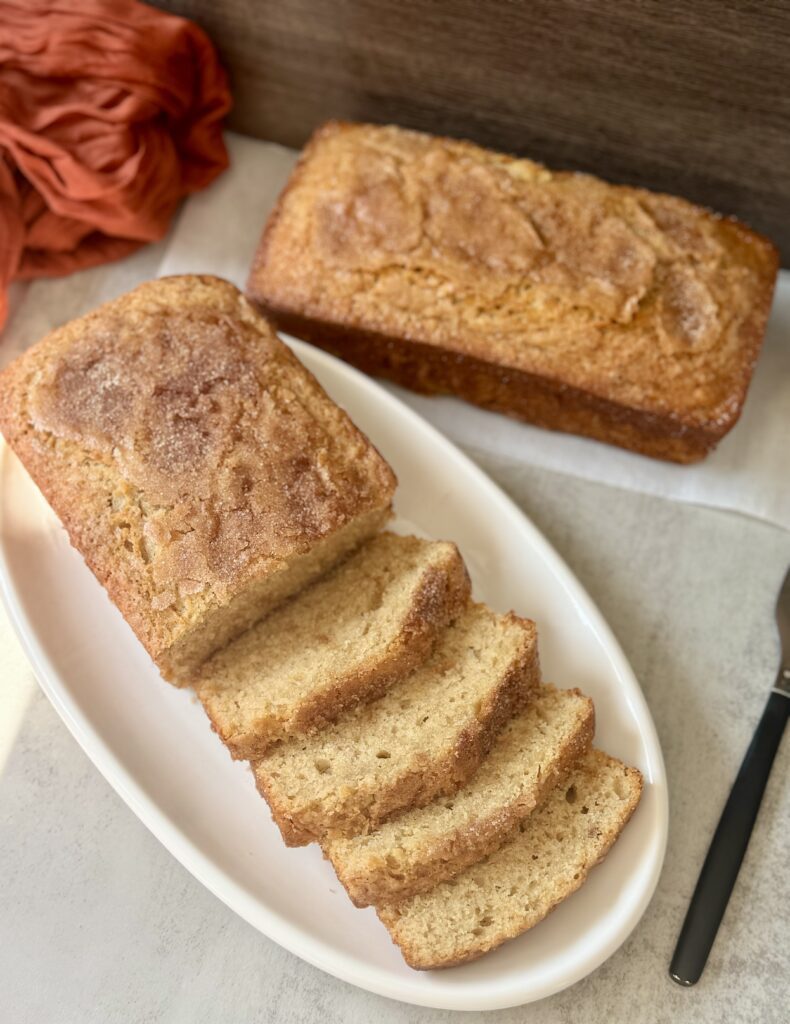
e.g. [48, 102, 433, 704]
[249, 121, 777, 431]
[0, 275, 395, 675]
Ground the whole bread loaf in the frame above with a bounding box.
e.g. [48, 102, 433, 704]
[248, 121, 778, 463]
[0, 275, 395, 682]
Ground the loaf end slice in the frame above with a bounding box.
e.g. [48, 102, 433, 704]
[324, 684, 594, 906]
[0, 275, 395, 682]
[252, 603, 539, 846]
[196, 532, 471, 758]
[378, 748, 643, 969]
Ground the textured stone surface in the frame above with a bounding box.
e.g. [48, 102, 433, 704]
[1, 453, 789, 1023]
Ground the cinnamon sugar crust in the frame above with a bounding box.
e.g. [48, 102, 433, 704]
[249, 121, 778, 461]
[0, 275, 395, 680]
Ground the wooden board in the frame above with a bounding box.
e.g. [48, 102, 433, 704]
[155, 0, 790, 263]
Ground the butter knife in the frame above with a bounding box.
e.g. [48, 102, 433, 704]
[670, 566, 790, 986]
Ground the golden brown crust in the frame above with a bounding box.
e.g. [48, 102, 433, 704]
[198, 544, 471, 759]
[329, 689, 595, 907]
[248, 121, 779, 463]
[258, 310, 722, 462]
[253, 613, 539, 847]
[252, 774, 319, 847]
[0, 275, 396, 678]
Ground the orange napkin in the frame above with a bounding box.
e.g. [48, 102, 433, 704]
[0, 0, 232, 328]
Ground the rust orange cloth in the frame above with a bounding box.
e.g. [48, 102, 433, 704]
[0, 0, 232, 327]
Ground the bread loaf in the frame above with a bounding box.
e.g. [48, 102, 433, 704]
[248, 121, 778, 463]
[0, 275, 396, 681]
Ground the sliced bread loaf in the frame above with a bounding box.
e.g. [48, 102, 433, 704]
[0, 276, 396, 683]
[378, 748, 643, 969]
[324, 684, 594, 907]
[196, 532, 471, 759]
[252, 603, 539, 846]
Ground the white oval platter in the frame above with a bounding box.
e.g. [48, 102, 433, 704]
[0, 337, 667, 1011]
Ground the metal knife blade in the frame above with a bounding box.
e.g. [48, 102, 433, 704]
[774, 567, 790, 696]
[670, 563, 790, 986]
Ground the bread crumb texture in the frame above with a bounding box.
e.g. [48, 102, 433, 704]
[325, 684, 594, 906]
[253, 603, 539, 845]
[196, 531, 470, 757]
[378, 748, 643, 969]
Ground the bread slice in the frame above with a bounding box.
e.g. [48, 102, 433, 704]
[0, 275, 395, 682]
[324, 684, 594, 907]
[195, 532, 471, 759]
[252, 604, 539, 846]
[248, 121, 778, 463]
[378, 748, 643, 969]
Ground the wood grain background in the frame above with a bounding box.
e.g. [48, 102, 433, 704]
[156, 0, 790, 263]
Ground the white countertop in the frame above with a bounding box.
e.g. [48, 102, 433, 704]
[2, 451, 789, 1023]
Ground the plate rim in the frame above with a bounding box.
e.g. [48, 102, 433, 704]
[0, 336, 668, 1011]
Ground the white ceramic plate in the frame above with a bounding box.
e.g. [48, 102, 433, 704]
[0, 337, 667, 1011]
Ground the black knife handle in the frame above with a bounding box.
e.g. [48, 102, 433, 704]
[670, 682, 789, 986]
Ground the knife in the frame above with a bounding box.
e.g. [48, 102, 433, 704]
[670, 565, 790, 986]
